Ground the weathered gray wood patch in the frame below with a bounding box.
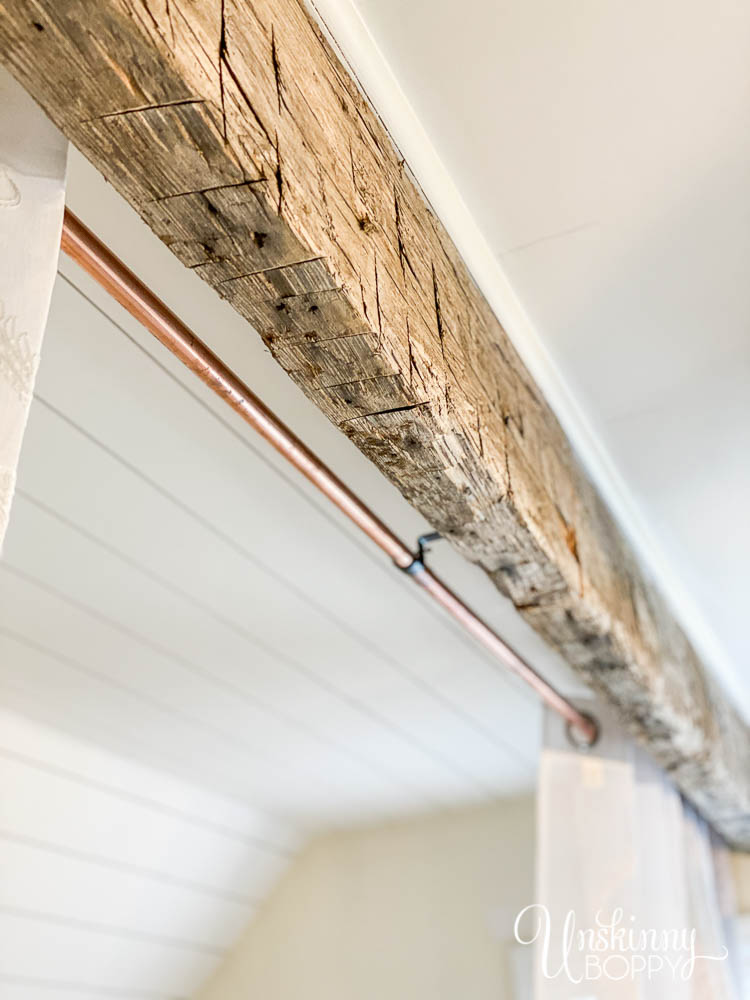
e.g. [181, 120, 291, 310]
[2, 0, 748, 844]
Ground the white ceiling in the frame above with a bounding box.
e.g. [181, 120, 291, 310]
[316, 0, 750, 717]
[0, 147, 583, 998]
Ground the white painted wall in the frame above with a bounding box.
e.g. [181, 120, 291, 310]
[732, 856, 750, 914]
[731, 857, 750, 998]
[198, 797, 535, 1000]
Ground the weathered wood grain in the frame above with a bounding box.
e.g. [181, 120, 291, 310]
[2, 0, 748, 843]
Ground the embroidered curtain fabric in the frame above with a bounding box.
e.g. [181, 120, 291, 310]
[532, 702, 741, 999]
[0, 67, 67, 550]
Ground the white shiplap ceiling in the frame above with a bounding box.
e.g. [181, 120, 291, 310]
[0, 148, 582, 998]
[0, 708, 297, 1000]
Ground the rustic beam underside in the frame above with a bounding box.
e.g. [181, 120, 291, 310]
[2, 0, 748, 843]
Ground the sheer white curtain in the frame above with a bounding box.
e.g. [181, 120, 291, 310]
[0, 67, 67, 549]
[524, 701, 742, 999]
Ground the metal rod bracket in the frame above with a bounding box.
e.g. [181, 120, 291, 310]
[399, 530, 442, 575]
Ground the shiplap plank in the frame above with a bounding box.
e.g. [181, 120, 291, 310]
[0, 838, 249, 951]
[0, 755, 286, 898]
[0, 708, 298, 852]
[0, 910, 217, 996]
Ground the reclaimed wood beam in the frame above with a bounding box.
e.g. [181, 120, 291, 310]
[1, 0, 748, 843]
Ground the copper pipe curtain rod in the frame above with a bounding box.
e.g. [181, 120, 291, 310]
[60, 208, 598, 746]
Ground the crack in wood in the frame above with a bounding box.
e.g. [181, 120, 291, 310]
[82, 98, 204, 123]
[219, 24, 274, 149]
[431, 263, 446, 362]
[271, 25, 285, 115]
[144, 177, 266, 204]
[216, 254, 327, 285]
[358, 276, 369, 321]
[320, 373, 398, 391]
[394, 187, 416, 280]
[342, 401, 429, 423]
[218, 0, 228, 141]
[406, 315, 414, 390]
[136, 0, 161, 37]
[373, 251, 383, 348]
[274, 130, 283, 215]
[348, 139, 357, 195]
[164, 0, 175, 47]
